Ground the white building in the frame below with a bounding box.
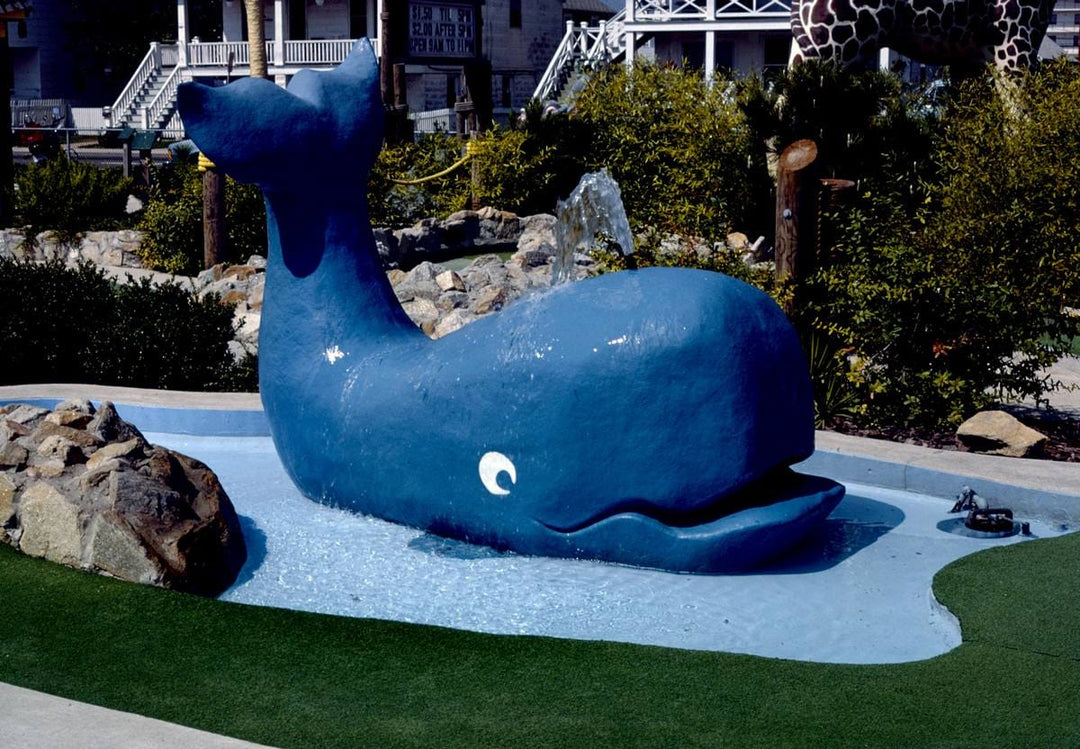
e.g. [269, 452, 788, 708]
[1047, 0, 1080, 60]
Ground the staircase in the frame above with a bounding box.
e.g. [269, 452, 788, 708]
[533, 10, 630, 107]
[108, 43, 188, 134]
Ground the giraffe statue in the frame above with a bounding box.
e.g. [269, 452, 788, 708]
[790, 0, 1056, 72]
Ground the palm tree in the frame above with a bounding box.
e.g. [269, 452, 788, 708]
[244, 0, 267, 78]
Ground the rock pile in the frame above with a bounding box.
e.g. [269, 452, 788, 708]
[0, 400, 246, 596]
[0, 228, 143, 268]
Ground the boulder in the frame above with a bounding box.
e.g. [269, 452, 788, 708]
[956, 410, 1047, 458]
[0, 401, 246, 596]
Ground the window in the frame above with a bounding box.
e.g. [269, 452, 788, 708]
[510, 0, 522, 28]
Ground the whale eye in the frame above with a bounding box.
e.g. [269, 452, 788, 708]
[478, 452, 517, 496]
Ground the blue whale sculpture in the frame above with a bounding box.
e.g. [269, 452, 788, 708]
[177, 41, 844, 573]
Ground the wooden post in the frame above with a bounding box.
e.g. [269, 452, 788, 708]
[200, 154, 225, 269]
[774, 139, 819, 312]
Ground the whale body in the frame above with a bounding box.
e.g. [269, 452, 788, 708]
[177, 41, 844, 573]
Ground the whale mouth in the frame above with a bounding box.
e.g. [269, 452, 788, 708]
[533, 468, 845, 573]
[537, 468, 821, 533]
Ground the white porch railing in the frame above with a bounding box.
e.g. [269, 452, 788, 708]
[635, 0, 709, 17]
[186, 41, 274, 68]
[142, 65, 190, 130]
[282, 39, 357, 66]
[185, 39, 359, 69]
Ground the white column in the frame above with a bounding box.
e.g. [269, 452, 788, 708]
[274, 0, 285, 66]
[704, 0, 716, 85]
[624, 0, 635, 71]
[878, 46, 890, 71]
[176, 0, 189, 66]
[367, 0, 377, 39]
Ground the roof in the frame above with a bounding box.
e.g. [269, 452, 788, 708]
[563, 0, 617, 15]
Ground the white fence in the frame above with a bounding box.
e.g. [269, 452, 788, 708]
[409, 107, 518, 136]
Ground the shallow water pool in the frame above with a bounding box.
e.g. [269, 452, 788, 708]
[148, 432, 1070, 665]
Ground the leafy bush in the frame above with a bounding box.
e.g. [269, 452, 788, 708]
[0, 259, 257, 391]
[799, 61, 1080, 428]
[14, 158, 135, 241]
[137, 162, 267, 274]
[573, 62, 766, 241]
[471, 102, 592, 216]
[368, 134, 470, 227]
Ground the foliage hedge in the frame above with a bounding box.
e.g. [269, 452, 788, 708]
[796, 60, 1080, 428]
[0, 259, 257, 391]
[14, 158, 135, 242]
[137, 162, 267, 275]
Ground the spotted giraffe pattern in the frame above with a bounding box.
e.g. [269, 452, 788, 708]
[791, 0, 1055, 71]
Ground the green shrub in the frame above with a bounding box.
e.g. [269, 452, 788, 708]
[368, 134, 470, 227]
[14, 158, 135, 241]
[471, 102, 592, 216]
[572, 62, 765, 242]
[0, 259, 257, 391]
[799, 61, 1080, 429]
[137, 163, 267, 274]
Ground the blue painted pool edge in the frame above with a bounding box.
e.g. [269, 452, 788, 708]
[5, 394, 1078, 525]
[799, 449, 1080, 526]
[5, 398, 270, 438]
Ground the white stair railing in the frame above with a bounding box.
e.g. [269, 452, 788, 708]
[532, 9, 627, 104]
[141, 65, 189, 130]
[110, 44, 160, 126]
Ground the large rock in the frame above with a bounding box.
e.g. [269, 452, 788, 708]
[956, 410, 1047, 458]
[0, 400, 246, 596]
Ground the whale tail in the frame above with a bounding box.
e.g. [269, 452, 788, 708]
[177, 39, 384, 196]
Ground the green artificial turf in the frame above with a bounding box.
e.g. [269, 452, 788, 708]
[1, 533, 1079, 748]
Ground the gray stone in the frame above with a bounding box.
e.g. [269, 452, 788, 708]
[433, 309, 476, 339]
[956, 410, 1047, 458]
[473, 286, 507, 315]
[36, 435, 83, 465]
[87, 402, 146, 445]
[86, 438, 143, 471]
[85, 513, 163, 585]
[125, 194, 144, 214]
[44, 410, 94, 429]
[435, 270, 466, 292]
[402, 298, 440, 328]
[3, 405, 48, 426]
[0, 473, 15, 526]
[436, 290, 470, 311]
[18, 482, 81, 565]
[516, 213, 557, 254]
[0, 442, 29, 469]
[54, 398, 95, 415]
[247, 254, 267, 270]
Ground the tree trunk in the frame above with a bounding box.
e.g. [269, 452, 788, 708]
[244, 0, 267, 79]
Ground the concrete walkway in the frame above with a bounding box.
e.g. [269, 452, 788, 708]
[0, 682, 274, 748]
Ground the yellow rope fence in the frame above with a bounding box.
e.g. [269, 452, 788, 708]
[388, 139, 482, 185]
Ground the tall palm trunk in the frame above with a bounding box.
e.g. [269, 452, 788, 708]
[244, 0, 267, 78]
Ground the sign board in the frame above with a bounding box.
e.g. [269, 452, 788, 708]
[408, 2, 477, 58]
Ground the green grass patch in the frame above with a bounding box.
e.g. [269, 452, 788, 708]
[1, 534, 1079, 747]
